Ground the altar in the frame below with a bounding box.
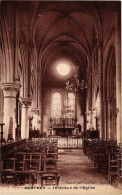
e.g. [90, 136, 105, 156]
[53, 127, 74, 136]
[49, 127, 79, 137]
[49, 117, 79, 137]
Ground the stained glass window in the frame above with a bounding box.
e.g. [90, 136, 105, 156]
[65, 93, 75, 118]
[52, 92, 61, 118]
[51, 92, 75, 119]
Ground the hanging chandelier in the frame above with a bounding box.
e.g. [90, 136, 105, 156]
[66, 66, 87, 91]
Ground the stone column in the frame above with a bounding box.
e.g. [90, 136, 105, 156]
[92, 109, 96, 129]
[98, 43, 104, 139]
[0, 90, 4, 123]
[111, 100, 116, 140]
[85, 112, 88, 130]
[90, 110, 93, 129]
[1, 82, 21, 140]
[85, 112, 91, 130]
[19, 97, 32, 139]
[107, 98, 115, 140]
[113, 101, 116, 140]
[107, 99, 111, 140]
[103, 101, 107, 140]
[37, 111, 42, 131]
[114, 5, 121, 143]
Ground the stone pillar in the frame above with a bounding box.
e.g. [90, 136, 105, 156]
[37, 112, 42, 131]
[113, 101, 116, 140]
[103, 101, 107, 140]
[90, 110, 93, 129]
[98, 43, 104, 139]
[114, 5, 121, 143]
[85, 112, 91, 130]
[111, 100, 116, 140]
[1, 82, 21, 140]
[85, 113, 88, 130]
[0, 90, 4, 123]
[19, 97, 32, 139]
[107, 99, 111, 140]
[107, 98, 115, 140]
[92, 109, 96, 129]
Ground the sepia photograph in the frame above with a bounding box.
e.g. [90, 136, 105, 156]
[0, 0, 121, 194]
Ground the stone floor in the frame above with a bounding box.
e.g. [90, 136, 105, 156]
[57, 149, 121, 194]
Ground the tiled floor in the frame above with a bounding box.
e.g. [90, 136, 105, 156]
[57, 149, 121, 194]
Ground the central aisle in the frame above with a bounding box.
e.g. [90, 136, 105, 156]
[57, 149, 120, 193]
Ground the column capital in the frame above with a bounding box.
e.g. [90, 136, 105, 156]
[19, 97, 32, 107]
[1, 81, 21, 97]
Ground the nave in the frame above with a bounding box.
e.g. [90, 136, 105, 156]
[0, 1, 121, 194]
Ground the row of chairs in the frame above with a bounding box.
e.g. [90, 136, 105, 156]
[83, 138, 122, 186]
[1, 139, 26, 158]
[26, 138, 58, 153]
[1, 138, 60, 186]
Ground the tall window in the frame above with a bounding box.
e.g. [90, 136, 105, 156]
[51, 92, 76, 127]
[65, 93, 75, 118]
[52, 92, 61, 118]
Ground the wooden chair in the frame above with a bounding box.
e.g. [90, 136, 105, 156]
[1, 171, 17, 185]
[40, 172, 60, 186]
[117, 150, 122, 186]
[24, 160, 41, 171]
[1, 158, 17, 185]
[108, 153, 118, 184]
[48, 146, 58, 154]
[43, 159, 57, 171]
[15, 152, 26, 171]
[17, 161, 26, 171]
[46, 153, 57, 160]
[2, 157, 17, 171]
[31, 153, 42, 160]
[14, 171, 36, 186]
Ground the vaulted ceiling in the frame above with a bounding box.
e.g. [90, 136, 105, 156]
[1, 1, 116, 87]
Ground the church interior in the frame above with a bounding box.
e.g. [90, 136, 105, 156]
[0, 1, 121, 192]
